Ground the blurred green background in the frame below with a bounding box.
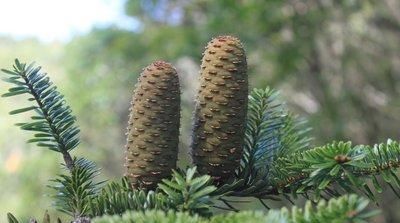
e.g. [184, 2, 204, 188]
[0, 0, 399, 222]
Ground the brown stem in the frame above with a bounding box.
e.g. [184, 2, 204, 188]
[63, 152, 75, 170]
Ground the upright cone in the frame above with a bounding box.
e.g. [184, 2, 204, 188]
[125, 61, 180, 190]
[191, 36, 248, 184]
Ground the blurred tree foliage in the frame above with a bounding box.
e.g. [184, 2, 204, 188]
[65, 0, 399, 152]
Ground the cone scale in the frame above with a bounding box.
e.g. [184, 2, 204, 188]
[191, 36, 248, 184]
[125, 61, 180, 190]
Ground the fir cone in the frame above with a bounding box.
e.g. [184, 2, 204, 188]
[125, 61, 180, 190]
[191, 35, 248, 184]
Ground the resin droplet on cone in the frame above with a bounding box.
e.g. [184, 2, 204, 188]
[191, 36, 248, 184]
[125, 61, 180, 190]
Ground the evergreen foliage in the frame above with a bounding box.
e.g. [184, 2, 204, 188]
[269, 139, 400, 200]
[49, 158, 103, 218]
[158, 167, 216, 217]
[6, 213, 19, 223]
[89, 167, 216, 217]
[92, 194, 378, 223]
[89, 178, 171, 216]
[219, 87, 311, 199]
[1, 59, 79, 170]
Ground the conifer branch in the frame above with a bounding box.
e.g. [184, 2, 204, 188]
[215, 88, 311, 198]
[89, 178, 172, 217]
[158, 167, 217, 217]
[269, 139, 400, 201]
[50, 158, 103, 218]
[214, 88, 400, 206]
[89, 167, 217, 217]
[92, 194, 378, 223]
[1, 59, 80, 170]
